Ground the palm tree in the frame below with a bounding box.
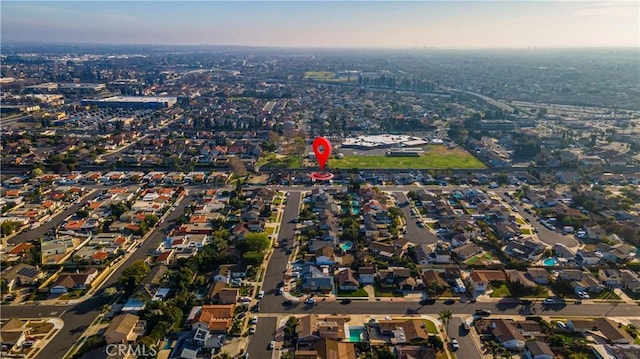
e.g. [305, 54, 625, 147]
[438, 309, 453, 341]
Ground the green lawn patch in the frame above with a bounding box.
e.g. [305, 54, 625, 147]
[264, 227, 275, 235]
[490, 284, 512, 298]
[374, 288, 404, 297]
[331, 147, 485, 170]
[593, 290, 621, 300]
[465, 252, 496, 266]
[273, 198, 283, 205]
[337, 288, 369, 297]
[261, 156, 302, 169]
[516, 218, 526, 225]
[424, 320, 438, 334]
[556, 332, 589, 346]
[520, 228, 532, 235]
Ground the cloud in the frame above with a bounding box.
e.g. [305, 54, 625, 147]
[573, 1, 638, 19]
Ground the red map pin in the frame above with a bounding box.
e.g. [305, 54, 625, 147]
[312, 137, 332, 171]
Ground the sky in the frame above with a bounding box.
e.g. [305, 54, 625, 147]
[1, 1, 638, 48]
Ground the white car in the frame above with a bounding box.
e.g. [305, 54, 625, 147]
[269, 341, 276, 350]
[258, 291, 265, 299]
[250, 316, 258, 324]
[451, 339, 459, 351]
[556, 321, 567, 329]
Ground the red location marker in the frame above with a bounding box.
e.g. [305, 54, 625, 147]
[312, 137, 332, 171]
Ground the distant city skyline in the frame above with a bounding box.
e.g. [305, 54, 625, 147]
[1, 1, 638, 49]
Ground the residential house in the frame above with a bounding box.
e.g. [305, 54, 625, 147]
[593, 318, 633, 344]
[1, 264, 44, 291]
[576, 250, 600, 266]
[302, 266, 334, 293]
[453, 243, 482, 260]
[335, 268, 359, 291]
[553, 243, 576, 263]
[104, 314, 146, 344]
[0, 318, 30, 351]
[598, 269, 623, 289]
[621, 270, 640, 294]
[491, 319, 526, 351]
[49, 268, 98, 294]
[469, 270, 507, 293]
[358, 267, 376, 285]
[505, 270, 537, 289]
[558, 269, 584, 282]
[573, 273, 605, 294]
[296, 315, 321, 343]
[190, 304, 236, 334]
[526, 268, 549, 285]
[394, 345, 436, 359]
[525, 341, 555, 359]
[377, 319, 430, 344]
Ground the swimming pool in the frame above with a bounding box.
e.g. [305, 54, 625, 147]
[543, 257, 558, 266]
[340, 241, 354, 251]
[352, 208, 361, 215]
[348, 326, 365, 342]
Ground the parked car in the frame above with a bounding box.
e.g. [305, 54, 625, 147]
[475, 309, 492, 317]
[248, 326, 256, 334]
[304, 297, 315, 305]
[268, 341, 276, 350]
[556, 321, 567, 329]
[282, 300, 293, 306]
[543, 298, 557, 305]
[444, 299, 455, 305]
[258, 290, 264, 299]
[451, 339, 459, 351]
[250, 316, 258, 325]
[420, 298, 436, 305]
[340, 299, 352, 305]
[519, 299, 533, 306]
[460, 322, 471, 331]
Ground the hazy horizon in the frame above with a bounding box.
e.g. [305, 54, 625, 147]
[2, 1, 638, 49]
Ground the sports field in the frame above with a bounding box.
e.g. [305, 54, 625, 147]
[330, 146, 486, 169]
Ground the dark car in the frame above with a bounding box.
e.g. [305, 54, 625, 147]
[460, 322, 471, 331]
[444, 299, 455, 305]
[475, 309, 492, 317]
[340, 299, 352, 305]
[519, 299, 533, 306]
[282, 300, 293, 306]
[420, 298, 436, 305]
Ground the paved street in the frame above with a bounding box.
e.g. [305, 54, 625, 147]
[394, 191, 438, 245]
[7, 189, 103, 245]
[448, 317, 483, 359]
[494, 189, 579, 248]
[246, 316, 277, 359]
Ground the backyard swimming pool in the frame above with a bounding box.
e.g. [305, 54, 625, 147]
[340, 241, 354, 251]
[348, 326, 365, 342]
[543, 257, 558, 266]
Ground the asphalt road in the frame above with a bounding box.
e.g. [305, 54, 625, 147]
[246, 316, 277, 358]
[256, 299, 640, 317]
[494, 190, 579, 248]
[394, 191, 438, 245]
[7, 189, 103, 245]
[448, 317, 482, 359]
[260, 191, 301, 312]
[2, 192, 193, 359]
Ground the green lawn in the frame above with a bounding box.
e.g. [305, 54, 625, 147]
[593, 290, 621, 300]
[331, 147, 485, 169]
[424, 320, 438, 334]
[273, 198, 283, 205]
[337, 288, 369, 297]
[516, 218, 526, 225]
[490, 284, 512, 298]
[374, 288, 404, 297]
[260, 156, 302, 169]
[465, 252, 496, 266]
[264, 227, 275, 235]
[520, 228, 532, 235]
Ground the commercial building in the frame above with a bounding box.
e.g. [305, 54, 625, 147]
[81, 96, 177, 109]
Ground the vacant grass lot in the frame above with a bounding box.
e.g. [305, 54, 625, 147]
[331, 146, 485, 169]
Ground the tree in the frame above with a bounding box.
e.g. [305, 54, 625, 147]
[1, 221, 18, 236]
[144, 214, 159, 227]
[375, 348, 396, 359]
[228, 156, 247, 176]
[438, 310, 453, 340]
[236, 233, 270, 253]
[118, 260, 150, 294]
[242, 251, 265, 266]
